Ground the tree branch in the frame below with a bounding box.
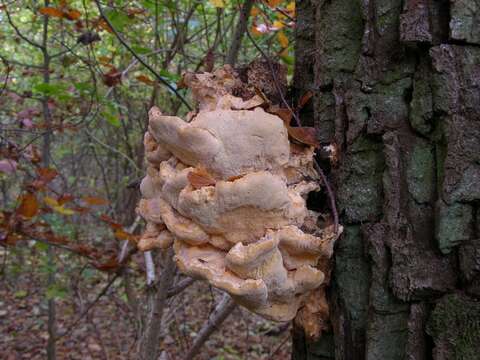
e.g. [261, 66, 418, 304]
[93, 0, 192, 111]
[183, 293, 237, 360]
[167, 277, 196, 298]
[3, 4, 45, 50]
[226, 0, 254, 65]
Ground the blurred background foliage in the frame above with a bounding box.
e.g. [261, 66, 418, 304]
[0, 1, 296, 359]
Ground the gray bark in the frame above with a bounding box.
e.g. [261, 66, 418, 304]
[293, 0, 480, 359]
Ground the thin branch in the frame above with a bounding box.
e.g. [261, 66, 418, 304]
[144, 251, 155, 286]
[118, 216, 142, 263]
[85, 128, 141, 172]
[167, 277, 196, 298]
[56, 273, 120, 339]
[138, 248, 176, 360]
[0, 54, 43, 69]
[0, 58, 10, 97]
[93, 0, 192, 111]
[226, 0, 254, 65]
[183, 294, 237, 360]
[3, 4, 44, 50]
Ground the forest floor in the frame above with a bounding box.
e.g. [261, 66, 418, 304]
[0, 269, 291, 360]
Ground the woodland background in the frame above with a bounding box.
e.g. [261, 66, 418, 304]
[0, 0, 296, 359]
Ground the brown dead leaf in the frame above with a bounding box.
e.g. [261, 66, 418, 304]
[99, 214, 123, 229]
[114, 229, 137, 243]
[187, 169, 216, 189]
[57, 193, 74, 205]
[267, 105, 292, 125]
[17, 193, 39, 218]
[64, 9, 81, 20]
[136, 74, 155, 86]
[287, 126, 320, 148]
[94, 256, 119, 272]
[103, 68, 122, 87]
[96, 18, 113, 33]
[37, 167, 58, 183]
[227, 174, 245, 182]
[298, 90, 313, 109]
[82, 196, 109, 206]
[38, 7, 64, 18]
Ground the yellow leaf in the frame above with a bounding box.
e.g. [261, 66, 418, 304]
[44, 196, 59, 207]
[53, 205, 75, 216]
[286, 1, 295, 13]
[209, 0, 225, 8]
[273, 20, 284, 30]
[279, 47, 289, 58]
[266, 0, 282, 8]
[114, 229, 132, 241]
[277, 31, 289, 48]
[250, 7, 260, 16]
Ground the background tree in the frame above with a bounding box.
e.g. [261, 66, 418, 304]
[292, 0, 480, 359]
[0, 1, 295, 359]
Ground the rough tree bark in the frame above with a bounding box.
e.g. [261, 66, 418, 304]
[292, 0, 480, 359]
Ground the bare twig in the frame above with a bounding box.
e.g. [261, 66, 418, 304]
[57, 273, 120, 339]
[118, 216, 142, 263]
[3, 3, 44, 50]
[183, 293, 237, 360]
[226, 0, 255, 65]
[313, 159, 339, 233]
[167, 277, 196, 298]
[93, 0, 192, 111]
[144, 251, 155, 286]
[85, 129, 141, 172]
[138, 248, 176, 360]
[268, 333, 290, 359]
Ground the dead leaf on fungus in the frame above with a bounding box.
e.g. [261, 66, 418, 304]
[287, 126, 320, 148]
[187, 168, 216, 189]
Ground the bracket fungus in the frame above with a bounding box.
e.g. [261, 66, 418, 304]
[137, 65, 342, 324]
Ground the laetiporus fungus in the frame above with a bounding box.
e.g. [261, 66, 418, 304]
[137, 65, 342, 324]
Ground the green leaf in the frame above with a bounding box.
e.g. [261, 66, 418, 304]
[74, 82, 93, 93]
[105, 10, 131, 31]
[102, 102, 122, 127]
[35, 241, 49, 251]
[281, 55, 294, 66]
[33, 82, 72, 102]
[131, 45, 151, 55]
[141, 0, 156, 11]
[46, 284, 68, 300]
[33, 83, 64, 96]
[14, 290, 28, 299]
[103, 111, 121, 127]
[159, 69, 180, 82]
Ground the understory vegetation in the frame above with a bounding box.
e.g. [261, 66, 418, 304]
[0, 1, 296, 358]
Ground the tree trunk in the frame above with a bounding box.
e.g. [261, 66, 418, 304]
[292, 0, 480, 359]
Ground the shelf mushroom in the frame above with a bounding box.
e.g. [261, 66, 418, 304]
[137, 66, 342, 323]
